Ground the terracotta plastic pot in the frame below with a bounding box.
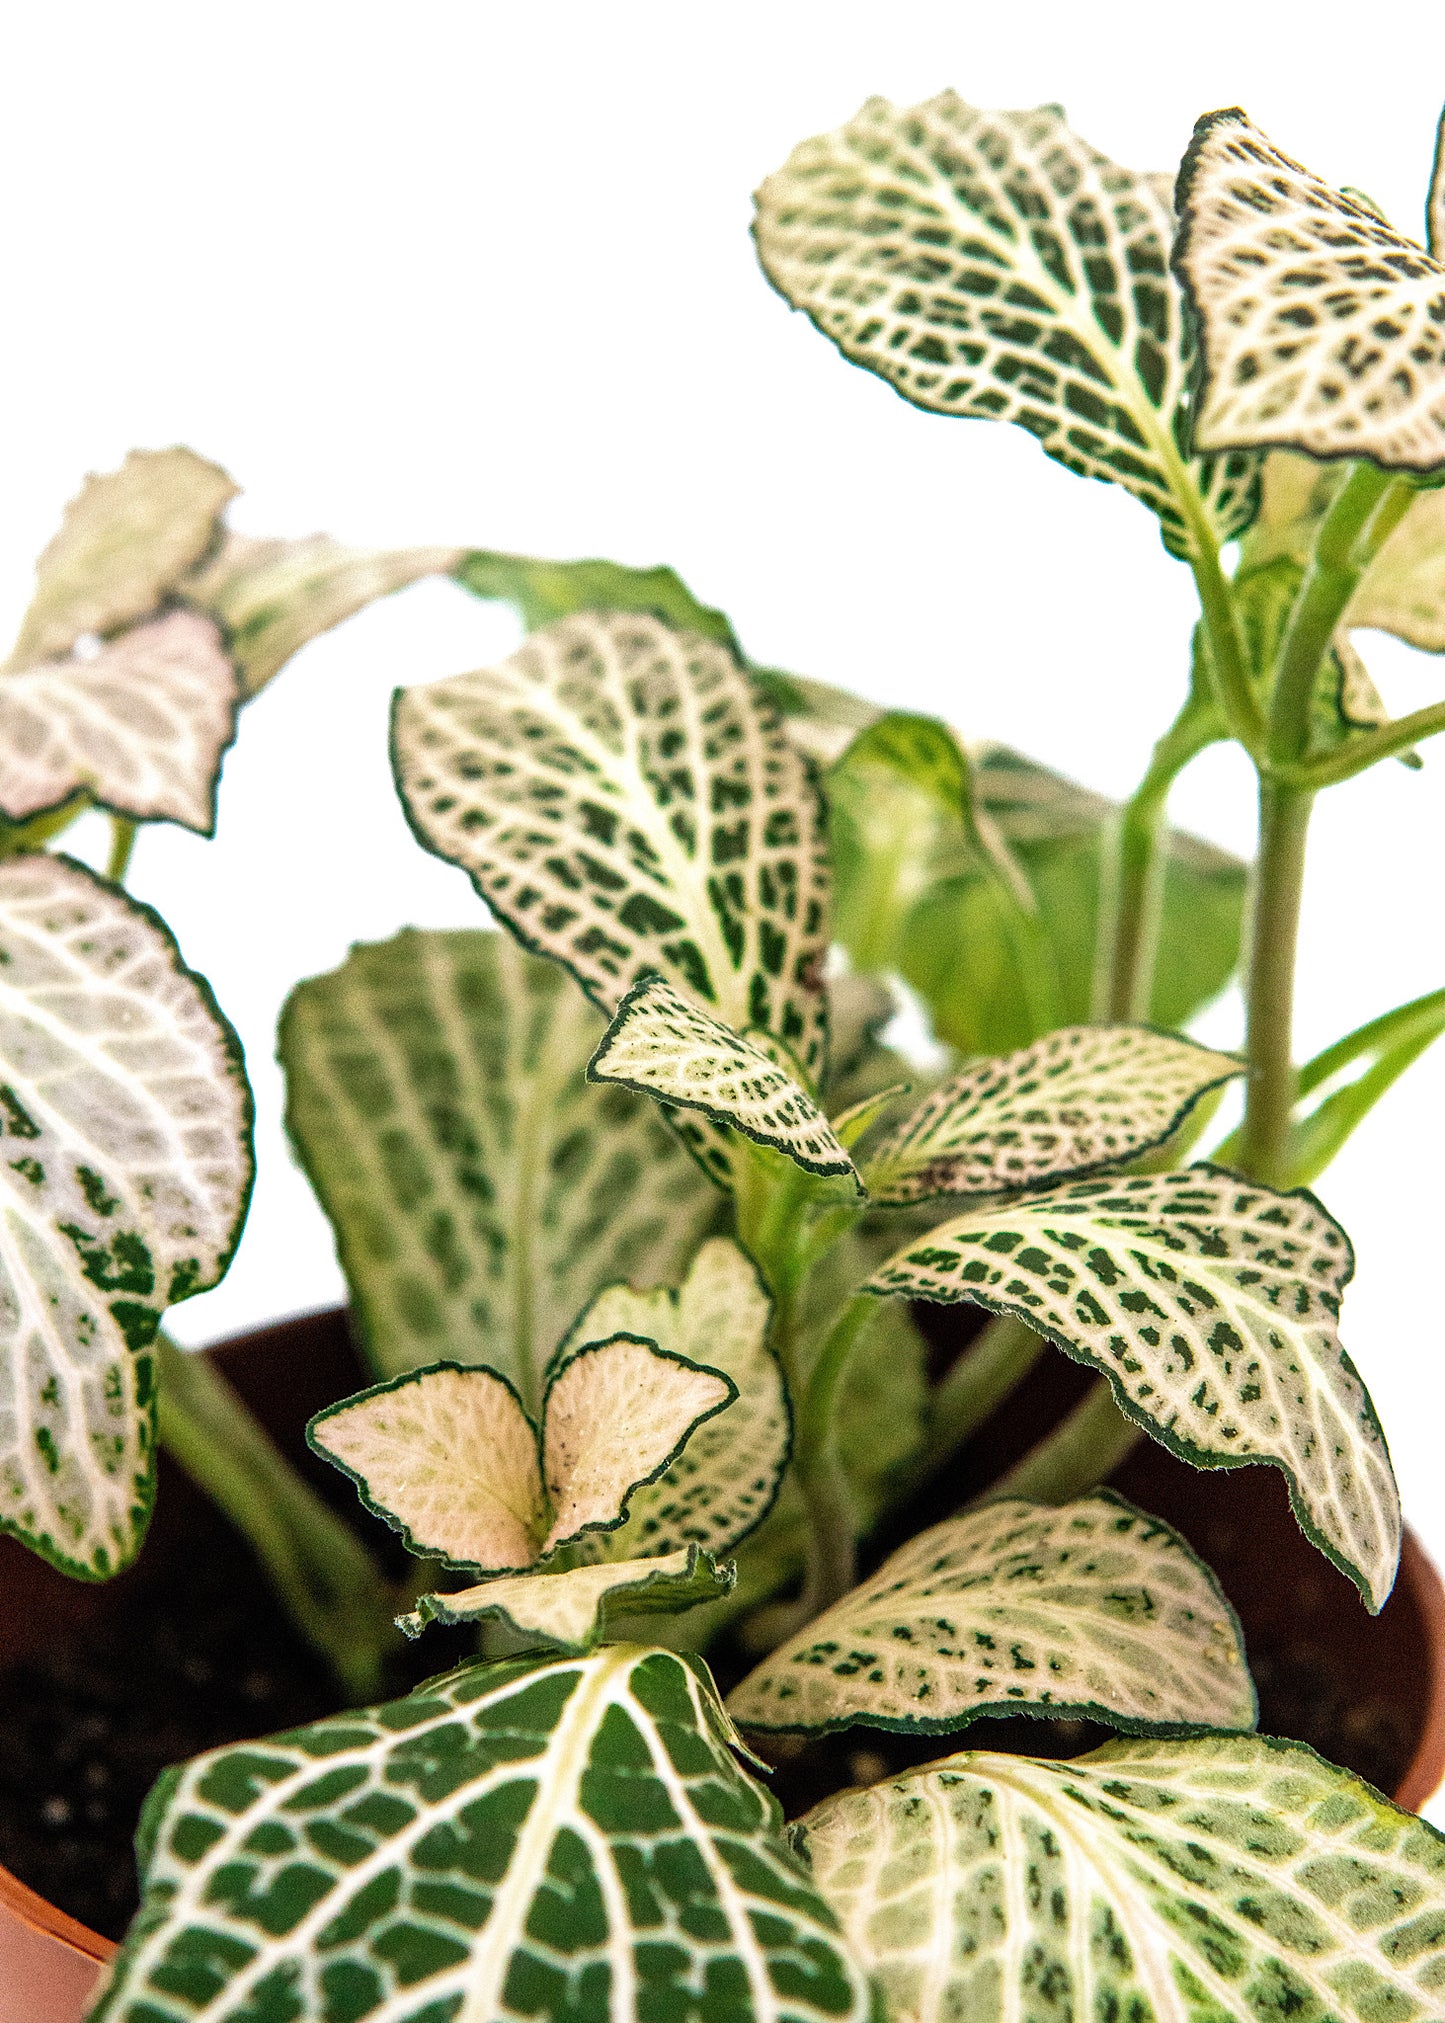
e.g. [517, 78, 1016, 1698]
[3, 1307, 1445, 2022]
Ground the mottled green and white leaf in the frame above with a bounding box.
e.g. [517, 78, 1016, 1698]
[279, 929, 714, 1411]
[729, 1491, 1253, 1736]
[401, 1545, 735, 1647]
[868, 1164, 1400, 1609]
[0, 854, 252, 1580]
[864, 1025, 1241, 1204]
[391, 609, 832, 1081]
[799, 1732, 1445, 2023]
[90, 1645, 875, 2023]
[1175, 108, 1445, 467]
[456, 548, 742, 653]
[0, 612, 238, 832]
[589, 974, 856, 1181]
[308, 1363, 545, 1575]
[184, 530, 465, 698]
[557, 1238, 790, 1564]
[539, 1333, 735, 1552]
[7, 447, 236, 669]
[756, 93, 1259, 558]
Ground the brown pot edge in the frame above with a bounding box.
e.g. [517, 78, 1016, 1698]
[0, 1858, 116, 1967]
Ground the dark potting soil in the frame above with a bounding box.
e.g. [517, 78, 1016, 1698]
[0, 1307, 1431, 1943]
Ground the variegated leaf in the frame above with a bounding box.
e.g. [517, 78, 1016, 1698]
[799, 1733, 1445, 2023]
[755, 93, 1260, 560]
[0, 611, 238, 832]
[588, 973, 857, 1182]
[279, 929, 715, 1411]
[7, 446, 236, 669]
[400, 1545, 734, 1647]
[728, 1491, 1253, 1737]
[556, 1238, 790, 1564]
[539, 1333, 735, 1553]
[867, 1165, 1400, 1610]
[1430, 103, 1445, 258]
[0, 854, 252, 1579]
[863, 1025, 1241, 1204]
[391, 609, 832, 1083]
[183, 530, 466, 698]
[1175, 108, 1445, 467]
[456, 548, 742, 653]
[307, 1363, 546, 1575]
[89, 1646, 875, 2023]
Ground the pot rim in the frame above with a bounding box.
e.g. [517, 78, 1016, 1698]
[0, 1858, 115, 1966]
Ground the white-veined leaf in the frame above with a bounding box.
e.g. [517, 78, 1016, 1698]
[1430, 103, 1445, 258]
[754, 93, 1260, 560]
[1175, 108, 1445, 467]
[556, 1237, 791, 1564]
[798, 1733, 1445, 2023]
[539, 1334, 735, 1553]
[0, 611, 239, 832]
[588, 973, 857, 1182]
[183, 530, 466, 698]
[89, 1646, 875, 2023]
[400, 1545, 735, 1646]
[391, 609, 832, 1083]
[279, 929, 715, 1412]
[863, 1025, 1241, 1204]
[7, 447, 236, 669]
[728, 1490, 1253, 1737]
[867, 1164, 1400, 1610]
[0, 854, 252, 1578]
[308, 1362, 546, 1575]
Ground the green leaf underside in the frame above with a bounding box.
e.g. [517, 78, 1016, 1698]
[311, 1336, 734, 1577]
[90, 1646, 874, 2023]
[7, 447, 237, 670]
[0, 855, 252, 1579]
[867, 1165, 1400, 1611]
[589, 974, 856, 1182]
[557, 1239, 790, 1566]
[1175, 108, 1445, 468]
[401, 1545, 735, 1647]
[183, 531, 466, 699]
[455, 550, 743, 657]
[799, 1734, 1445, 2023]
[728, 1491, 1253, 1738]
[754, 93, 1259, 560]
[279, 929, 715, 1412]
[390, 609, 832, 1085]
[865, 1025, 1242, 1204]
[0, 611, 239, 833]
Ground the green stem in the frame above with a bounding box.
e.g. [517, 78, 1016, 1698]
[1096, 695, 1221, 1022]
[1281, 695, 1445, 788]
[792, 1294, 876, 1616]
[1269, 464, 1405, 765]
[107, 815, 137, 884]
[981, 1376, 1141, 1505]
[915, 1312, 1046, 1481]
[155, 1334, 400, 1703]
[1235, 780, 1314, 1186]
[0, 794, 89, 859]
[1187, 534, 1265, 757]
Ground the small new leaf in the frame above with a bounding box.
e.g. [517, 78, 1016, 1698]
[556, 1239, 791, 1564]
[867, 1165, 1400, 1610]
[0, 612, 238, 833]
[863, 1025, 1242, 1204]
[799, 1734, 1445, 2023]
[90, 1646, 875, 2023]
[184, 530, 466, 698]
[589, 973, 858, 1182]
[755, 93, 1259, 559]
[280, 929, 715, 1410]
[728, 1491, 1254, 1737]
[1175, 108, 1445, 468]
[0, 855, 253, 1579]
[8, 447, 236, 668]
[391, 609, 832, 1081]
[400, 1545, 734, 1646]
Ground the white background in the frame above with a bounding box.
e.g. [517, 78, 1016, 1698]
[4, 0, 1445, 1789]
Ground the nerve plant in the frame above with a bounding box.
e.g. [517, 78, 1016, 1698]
[11, 91, 1444, 2023]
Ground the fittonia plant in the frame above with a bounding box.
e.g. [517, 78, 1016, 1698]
[19, 93, 1445, 2023]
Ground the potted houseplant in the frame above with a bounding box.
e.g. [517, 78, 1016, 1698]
[4, 84, 1445, 2023]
